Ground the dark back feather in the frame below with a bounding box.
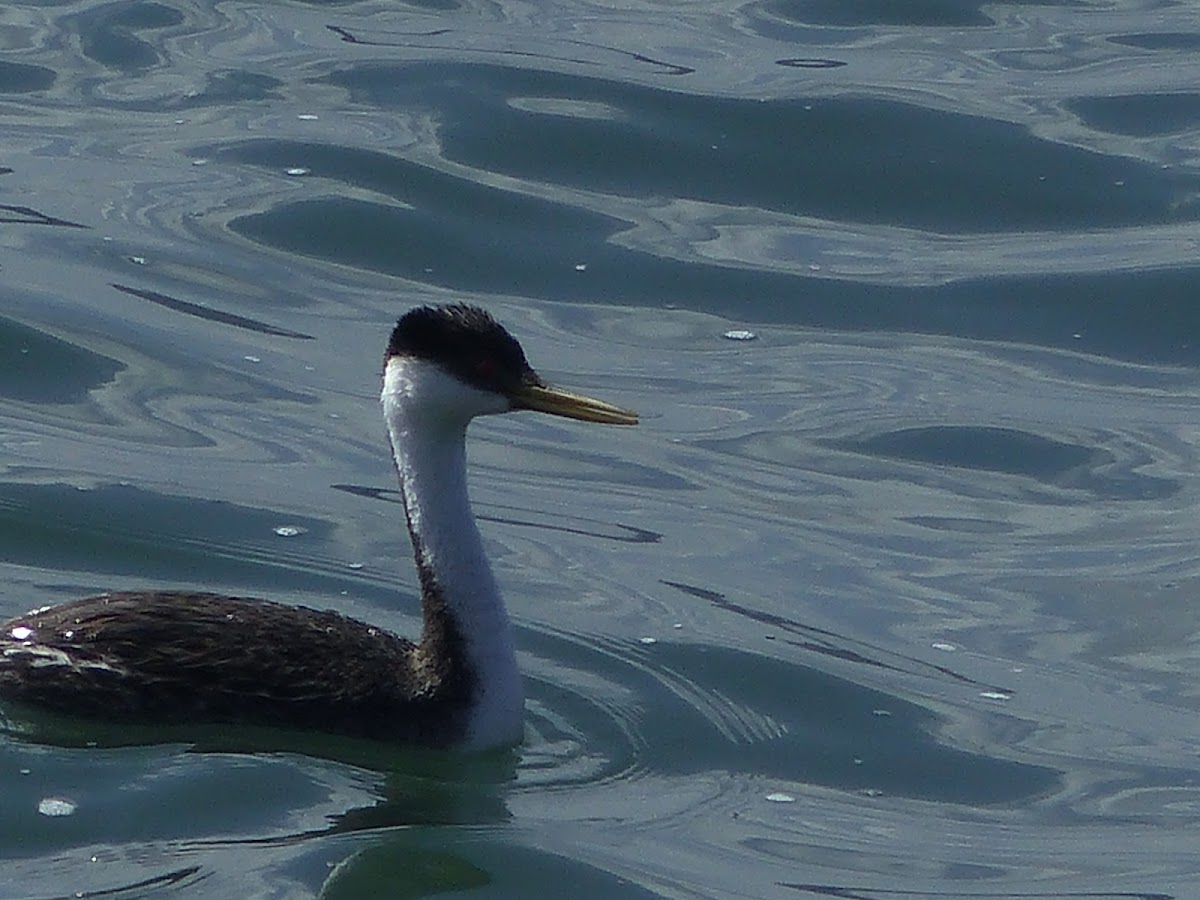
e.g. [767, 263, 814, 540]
[0, 592, 474, 745]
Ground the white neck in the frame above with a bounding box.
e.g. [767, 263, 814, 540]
[381, 358, 524, 749]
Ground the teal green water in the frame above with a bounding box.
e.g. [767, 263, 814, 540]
[3, 1, 1200, 897]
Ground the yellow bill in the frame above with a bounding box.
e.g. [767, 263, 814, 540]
[513, 383, 639, 425]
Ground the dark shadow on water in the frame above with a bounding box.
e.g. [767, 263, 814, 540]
[776, 58, 848, 69]
[0, 60, 56, 93]
[0, 482, 389, 604]
[312, 62, 1200, 233]
[1, 709, 653, 895]
[331, 483, 663, 545]
[60, 0, 283, 110]
[752, 0, 1088, 29]
[215, 132, 1200, 366]
[1, 706, 516, 832]
[315, 843, 490, 899]
[0, 204, 86, 228]
[825, 426, 1181, 502]
[833, 427, 1093, 479]
[300, 835, 662, 897]
[1067, 92, 1200, 137]
[325, 24, 694, 76]
[312, 834, 666, 900]
[68, 1, 184, 73]
[0, 318, 120, 404]
[18, 865, 207, 899]
[110, 283, 315, 339]
[2, 705, 657, 895]
[1108, 32, 1200, 51]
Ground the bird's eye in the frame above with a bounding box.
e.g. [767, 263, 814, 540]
[475, 358, 496, 380]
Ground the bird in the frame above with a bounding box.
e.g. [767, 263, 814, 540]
[0, 304, 638, 750]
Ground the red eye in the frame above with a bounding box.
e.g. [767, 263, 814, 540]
[475, 358, 496, 379]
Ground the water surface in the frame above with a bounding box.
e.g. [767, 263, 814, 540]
[2, 0, 1200, 897]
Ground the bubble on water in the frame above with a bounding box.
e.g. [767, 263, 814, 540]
[273, 525, 307, 537]
[38, 797, 76, 817]
[722, 329, 757, 342]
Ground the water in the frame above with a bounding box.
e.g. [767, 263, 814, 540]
[2, 0, 1199, 897]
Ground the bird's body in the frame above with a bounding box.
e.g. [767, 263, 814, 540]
[0, 592, 470, 745]
[0, 305, 637, 750]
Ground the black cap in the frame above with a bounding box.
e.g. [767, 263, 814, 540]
[385, 304, 542, 395]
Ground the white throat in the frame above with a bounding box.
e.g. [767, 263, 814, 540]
[381, 357, 524, 749]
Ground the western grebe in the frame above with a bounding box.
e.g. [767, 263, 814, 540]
[0, 304, 638, 749]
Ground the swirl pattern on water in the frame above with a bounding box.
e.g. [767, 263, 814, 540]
[3, 0, 1200, 896]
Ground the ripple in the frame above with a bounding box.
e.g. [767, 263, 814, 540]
[3, 0, 1200, 893]
[318, 62, 1200, 233]
[519, 624, 1059, 805]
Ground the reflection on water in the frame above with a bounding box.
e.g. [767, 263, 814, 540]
[2, 0, 1200, 896]
[829, 425, 1181, 500]
[528, 629, 1060, 804]
[317, 62, 1199, 232]
[0, 482, 369, 599]
[1068, 91, 1200, 136]
[756, 0, 1039, 29]
[0, 318, 121, 404]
